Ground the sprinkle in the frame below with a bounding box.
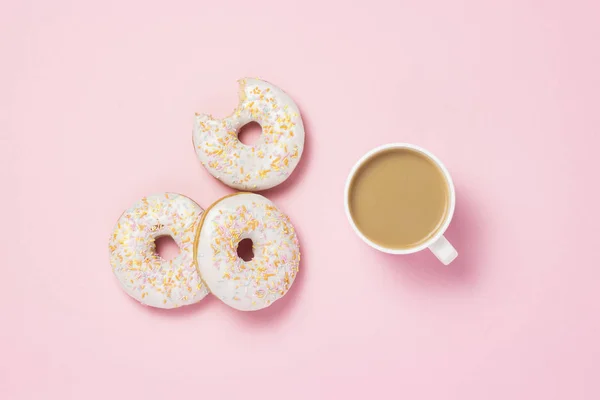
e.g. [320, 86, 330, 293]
[196, 194, 300, 311]
[109, 193, 209, 309]
[192, 79, 304, 190]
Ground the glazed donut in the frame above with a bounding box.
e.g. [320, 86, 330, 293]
[109, 193, 209, 308]
[193, 78, 305, 191]
[194, 193, 300, 311]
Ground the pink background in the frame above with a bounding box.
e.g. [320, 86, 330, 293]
[2, 0, 600, 398]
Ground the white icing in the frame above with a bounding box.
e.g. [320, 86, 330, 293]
[193, 78, 305, 191]
[109, 193, 209, 308]
[195, 193, 300, 311]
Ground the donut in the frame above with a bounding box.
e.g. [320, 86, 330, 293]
[193, 78, 305, 191]
[109, 193, 210, 308]
[194, 193, 300, 311]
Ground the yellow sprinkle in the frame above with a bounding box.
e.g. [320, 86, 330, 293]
[258, 169, 271, 178]
[263, 273, 275, 280]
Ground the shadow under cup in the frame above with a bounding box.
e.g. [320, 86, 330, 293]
[346, 145, 453, 253]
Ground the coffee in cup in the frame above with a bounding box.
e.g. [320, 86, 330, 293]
[345, 143, 457, 265]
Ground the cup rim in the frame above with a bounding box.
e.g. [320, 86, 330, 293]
[344, 143, 456, 255]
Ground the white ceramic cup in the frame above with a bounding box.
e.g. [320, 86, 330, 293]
[344, 143, 458, 265]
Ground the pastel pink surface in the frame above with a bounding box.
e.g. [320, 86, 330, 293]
[2, 0, 599, 399]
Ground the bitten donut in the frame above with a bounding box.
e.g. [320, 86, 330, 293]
[194, 193, 300, 311]
[109, 193, 209, 308]
[193, 78, 305, 191]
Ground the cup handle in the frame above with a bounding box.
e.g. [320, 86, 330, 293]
[428, 235, 458, 265]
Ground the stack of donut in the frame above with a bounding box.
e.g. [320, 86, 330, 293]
[109, 79, 304, 311]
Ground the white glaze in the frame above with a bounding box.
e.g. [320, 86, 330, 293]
[109, 193, 209, 308]
[194, 193, 300, 311]
[193, 78, 305, 191]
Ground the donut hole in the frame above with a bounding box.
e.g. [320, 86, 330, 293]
[237, 121, 262, 146]
[155, 235, 180, 261]
[236, 238, 254, 262]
